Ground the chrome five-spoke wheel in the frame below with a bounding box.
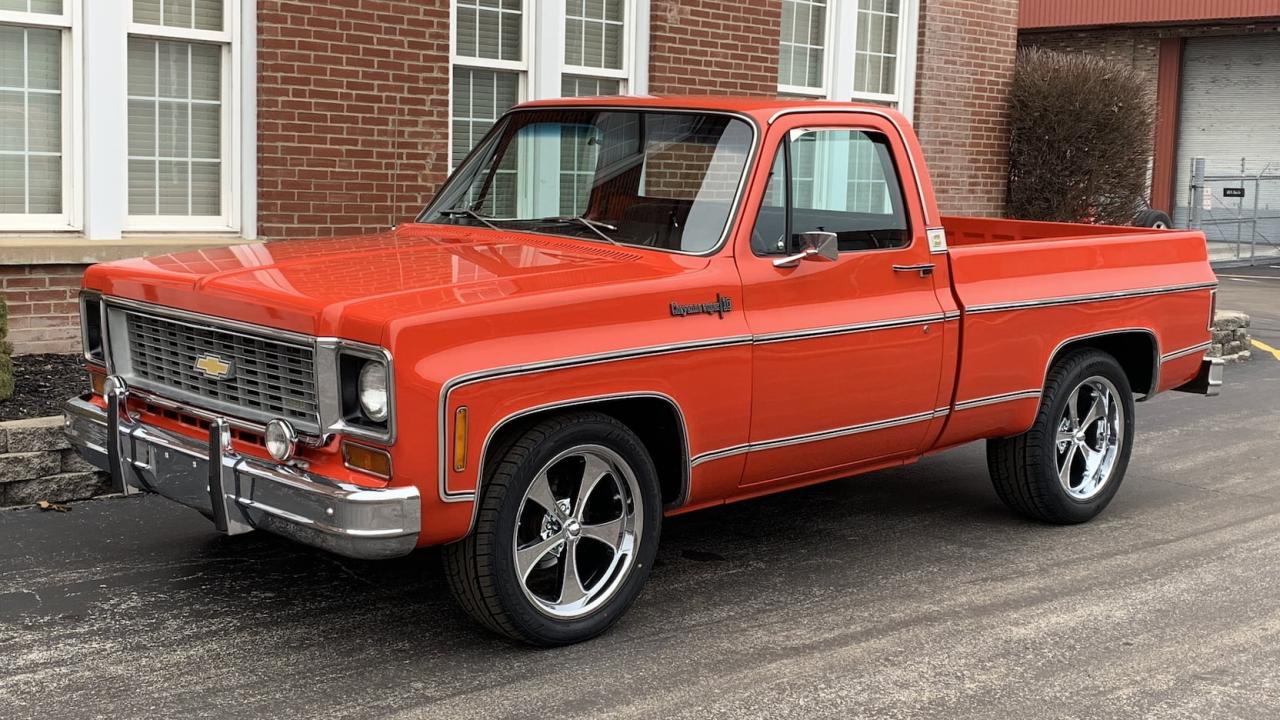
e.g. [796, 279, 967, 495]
[444, 411, 661, 646]
[1054, 376, 1124, 501]
[514, 445, 642, 619]
[987, 349, 1136, 524]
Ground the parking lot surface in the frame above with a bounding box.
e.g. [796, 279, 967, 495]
[2, 277, 1278, 720]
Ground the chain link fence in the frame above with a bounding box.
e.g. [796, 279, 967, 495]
[1180, 157, 1280, 266]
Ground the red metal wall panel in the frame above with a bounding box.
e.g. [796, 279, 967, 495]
[1020, 0, 1280, 29]
[1150, 38, 1184, 214]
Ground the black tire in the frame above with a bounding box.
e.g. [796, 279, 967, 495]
[1133, 209, 1172, 229]
[987, 349, 1136, 524]
[443, 411, 662, 646]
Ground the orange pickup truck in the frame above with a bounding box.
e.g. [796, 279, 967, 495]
[65, 97, 1221, 645]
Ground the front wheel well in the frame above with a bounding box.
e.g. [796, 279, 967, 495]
[481, 395, 689, 509]
[1047, 331, 1158, 398]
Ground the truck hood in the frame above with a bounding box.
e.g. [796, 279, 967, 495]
[84, 224, 694, 344]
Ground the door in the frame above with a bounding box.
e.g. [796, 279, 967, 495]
[738, 117, 946, 486]
[1174, 35, 1280, 231]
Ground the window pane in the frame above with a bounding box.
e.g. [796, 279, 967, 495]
[27, 92, 60, 152]
[787, 130, 908, 252]
[0, 90, 22, 152]
[128, 159, 156, 215]
[157, 160, 189, 215]
[191, 162, 220, 214]
[128, 100, 155, 155]
[190, 43, 221, 100]
[165, 0, 193, 28]
[777, 0, 826, 89]
[0, 25, 62, 217]
[27, 154, 59, 212]
[157, 40, 189, 98]
[157, 100, 187, 157]
[0, 155, 23, 212]
[456, 0, 521, 62]
[127, 39, 156, 95]
[133, 0, 162, 24]
[8, 0, 64, 13]
[193, 0, 223, 31]
[191, 104, 219, 158]
[26, 26, 59, 90]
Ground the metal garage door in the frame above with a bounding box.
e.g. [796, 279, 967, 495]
[1174, 34, 1280, 259]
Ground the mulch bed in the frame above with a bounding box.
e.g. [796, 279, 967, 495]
[1, 354, 87, 421]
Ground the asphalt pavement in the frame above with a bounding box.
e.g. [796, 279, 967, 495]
[2, 277, 1279, 719]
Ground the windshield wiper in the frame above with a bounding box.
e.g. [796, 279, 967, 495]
[535, 216, 620, 245]
[438, 207, 502, 232]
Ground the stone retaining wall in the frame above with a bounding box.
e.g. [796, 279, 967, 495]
[0, 416, 109, 507]
[1211, 310, 1252, 363]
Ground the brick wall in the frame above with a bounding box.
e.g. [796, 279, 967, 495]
[0, 265, 86, 355]
[648, 0, 782, 96]
[1021, 28, 1160, 101]
[913, 0, 1020, 217]
[257, 0, 452, 239]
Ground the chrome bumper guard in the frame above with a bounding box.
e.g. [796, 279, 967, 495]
[1173, 357, 1224, 397]
[63, 389, 420, 560]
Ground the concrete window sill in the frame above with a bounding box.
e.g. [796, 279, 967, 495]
[0, 235, 252, 266]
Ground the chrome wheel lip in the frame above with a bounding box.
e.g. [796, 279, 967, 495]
[1055, 375, 1125, 501]
[512, 444, 642, 620]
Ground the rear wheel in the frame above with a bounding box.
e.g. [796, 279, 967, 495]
[443, 412, 662, 646]
[987, 349, 1135, 524]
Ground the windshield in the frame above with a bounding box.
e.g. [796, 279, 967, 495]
[421, 109, 756, 254]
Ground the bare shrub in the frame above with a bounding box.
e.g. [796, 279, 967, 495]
[1007, 47, 1154, 225]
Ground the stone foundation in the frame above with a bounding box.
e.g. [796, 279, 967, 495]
[0, 416, 109, 507]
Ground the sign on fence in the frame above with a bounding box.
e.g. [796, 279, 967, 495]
[1224, 187, 1246, 198]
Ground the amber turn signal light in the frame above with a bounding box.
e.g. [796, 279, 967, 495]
[342, 441, 392, 480]
[453, 406, 468, 472]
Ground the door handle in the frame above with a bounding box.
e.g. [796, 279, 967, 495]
[893, 263, 935, 278]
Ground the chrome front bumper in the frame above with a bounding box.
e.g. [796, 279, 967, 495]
[63, 389, 420, 560]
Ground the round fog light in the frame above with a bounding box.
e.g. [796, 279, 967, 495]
[265, 419, 297, 461]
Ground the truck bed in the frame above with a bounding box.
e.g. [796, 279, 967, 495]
[931, 215, 1218, 451]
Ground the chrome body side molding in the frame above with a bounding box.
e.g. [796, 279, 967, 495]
[1161, 341, 1213, 363]
[965, 281, 1218, 315]
[690, 407, 950, 468]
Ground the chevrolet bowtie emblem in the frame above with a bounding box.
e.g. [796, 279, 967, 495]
[194, 354, 234, 380]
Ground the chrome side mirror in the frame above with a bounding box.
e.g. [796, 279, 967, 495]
[773, 231, 839, 268]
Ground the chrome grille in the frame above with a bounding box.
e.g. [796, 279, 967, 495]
[123, 310, 319, 429]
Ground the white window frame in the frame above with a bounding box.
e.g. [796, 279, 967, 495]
[780, 0, 919, 120]
[776, 0, 834, 98]
[447, 0, 650, 169]
[124, 1, 241, 232]
[447, 0, 533, 170]
[560, 0, 636, 93]
[0, 0, 83, 232]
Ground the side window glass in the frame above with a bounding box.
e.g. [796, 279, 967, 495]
[787, 129, 910, 252]
[751, 147, 788, 254]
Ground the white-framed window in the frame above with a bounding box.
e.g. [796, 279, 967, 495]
[777, 0, 829, 96]
[126, 0, 238, 231]
[561, 0, 628, 96]
[449, 0, 649, 171]
[0, 0, 79, 231]
[450, 0, 528, 170]
[776, 0, 918, 118]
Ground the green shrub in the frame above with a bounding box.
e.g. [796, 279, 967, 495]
[0, 297, 12, 401]
[1007, 47, 1154, 225]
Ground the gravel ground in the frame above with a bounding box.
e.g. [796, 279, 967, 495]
[0, 354, 85, 421]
